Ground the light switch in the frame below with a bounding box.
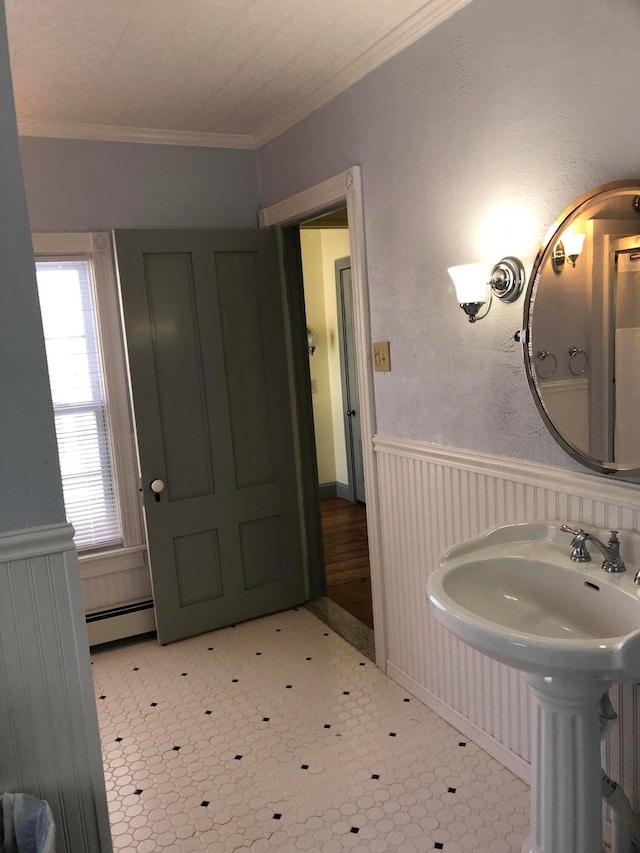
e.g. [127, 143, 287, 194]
[373, 341, 391, 372]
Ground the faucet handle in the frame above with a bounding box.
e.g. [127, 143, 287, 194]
[560, 524, 584, 536]
[560, 524, 591, 562]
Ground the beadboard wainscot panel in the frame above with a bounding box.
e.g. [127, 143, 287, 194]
[0, 522, 113, 852]
[79, 544, 150, 613]
[373, 434, 640, 842]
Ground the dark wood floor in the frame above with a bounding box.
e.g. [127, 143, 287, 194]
[320, 497, 373, 629]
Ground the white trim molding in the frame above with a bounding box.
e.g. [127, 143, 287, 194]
[18, 120, 255, 150]
[254, 0, 472, 147]
[373, 433, 640, 844]
[17, 0, 470, 151]
[259, 166, 387, 670]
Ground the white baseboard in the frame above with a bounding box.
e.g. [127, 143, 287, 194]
[87, 602, 156, 646]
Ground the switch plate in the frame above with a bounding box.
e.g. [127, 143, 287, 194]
[373, 341, 391, 372]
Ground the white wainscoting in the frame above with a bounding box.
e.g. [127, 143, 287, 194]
[373, 434, 640, 842]
[79, 544, 151, 613]
[0, 522, 113, 852]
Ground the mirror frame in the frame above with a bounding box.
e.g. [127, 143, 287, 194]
[523, 178, 640, 477]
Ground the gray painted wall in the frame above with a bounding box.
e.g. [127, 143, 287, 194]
[0, 15, 64, 531]
[257, 0, 640, 473]
[19, 137, 260, 231]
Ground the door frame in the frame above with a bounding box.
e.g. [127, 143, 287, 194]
[259, 166, 387, 670]
[335, 254, 364, 504]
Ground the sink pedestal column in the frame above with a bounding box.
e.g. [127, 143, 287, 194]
[522, 675, 609, 853]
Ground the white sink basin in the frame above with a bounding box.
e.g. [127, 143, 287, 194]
[427, 522, 640, 680]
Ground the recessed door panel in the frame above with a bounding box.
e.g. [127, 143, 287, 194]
[216, 251, 275, 489]
[144, 252, 214, 501]
[174, 529, 223, 606]
[240, 515, 282, 590]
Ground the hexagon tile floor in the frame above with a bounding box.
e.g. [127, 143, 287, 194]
[91, 607, 530, 852]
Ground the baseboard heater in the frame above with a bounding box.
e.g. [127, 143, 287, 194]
[86, 599, 156, 646]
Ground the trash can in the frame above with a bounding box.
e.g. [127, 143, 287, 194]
[0, 793, 55, 853]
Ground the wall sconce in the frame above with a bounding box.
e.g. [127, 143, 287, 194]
[307, 327, 317, 355]
[551, 232, 586, 273]
[448, 256, 525, 323]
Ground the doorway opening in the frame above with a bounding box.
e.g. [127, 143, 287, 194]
[297, 209, 373, 655]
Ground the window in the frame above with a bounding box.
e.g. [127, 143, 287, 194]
[36, 257, 120, 548]
[33, 233, 143, 555]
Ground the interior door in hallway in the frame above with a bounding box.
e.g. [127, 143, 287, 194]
[114, 229, 306, 643]
[336, 257, 365, 503]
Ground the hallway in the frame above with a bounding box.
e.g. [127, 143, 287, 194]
[321, 497, 372, 629]
[92, 607, 529, 852]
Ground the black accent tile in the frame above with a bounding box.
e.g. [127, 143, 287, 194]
[150, 702, 158, 707]
[403, 698, 410, 702]
[134, 789, 143, 795]
[285, 684, 292, 689]
[172, 746, 181, 751]
[324, 724, 331, 729]
[262, 717, 270, 722]
[448, 787, 457, 793]
[301, 764, 309, 770]
[232, 679, 239, 683]
[371, 774, 380, 780]
[133, 667, 139, 671]
[201, 801, 209, 808]
[458, 741, 467, 747]
[181, 672, 188, 677]
[350, 827, 360, 834]
[306, 657, 312, 661]
[205, 710, 212, 715]
[323, 633, 329, 636]
[389, 732, 397, 737]
[208, 647, 214, 651]
[359, 662, 366, 666]
[435, 844, 444, 850]
[343, 691, 350, 695]
[273, 813, 281, 820]
[99, 695, 106, 700]
[234, 754, 243, 760]
[276, 629, 282, 632]
[115, 737, 123, 742]
[255, 652, 262, 656]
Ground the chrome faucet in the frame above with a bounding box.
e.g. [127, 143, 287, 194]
[560, 525, 626, 574]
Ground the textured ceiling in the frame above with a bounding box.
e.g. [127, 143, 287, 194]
[5, 0, 468, 146]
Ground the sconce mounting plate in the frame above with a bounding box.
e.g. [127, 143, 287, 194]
[490, 256, 525, 303]
[551, 240, 566, 274]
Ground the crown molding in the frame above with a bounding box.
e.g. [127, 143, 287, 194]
[17, 120, 256, 150]
[255, 0, 472, 147]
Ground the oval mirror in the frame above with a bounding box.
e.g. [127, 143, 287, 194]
[524, 179, 640, 475]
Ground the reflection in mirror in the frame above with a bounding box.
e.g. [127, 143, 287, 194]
[524, 181, 640, 475]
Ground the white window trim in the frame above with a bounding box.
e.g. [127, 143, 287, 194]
[33, 232, 145, 560]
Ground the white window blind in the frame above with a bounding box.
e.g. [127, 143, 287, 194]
[36, 258, 122, 549]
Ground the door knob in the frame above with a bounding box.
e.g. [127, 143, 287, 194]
[150, 479, 165, 502]
[346, 409, 356, 416]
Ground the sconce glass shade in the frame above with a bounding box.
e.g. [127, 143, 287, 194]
[552, 233, 586, 272]
[562, 232, 586, 259]
[447, 263, 491, 304]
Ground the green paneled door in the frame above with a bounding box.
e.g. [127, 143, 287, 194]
[114, 229, 306, 643]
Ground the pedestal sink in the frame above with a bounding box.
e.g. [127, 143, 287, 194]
[427, 522, 640, 853]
